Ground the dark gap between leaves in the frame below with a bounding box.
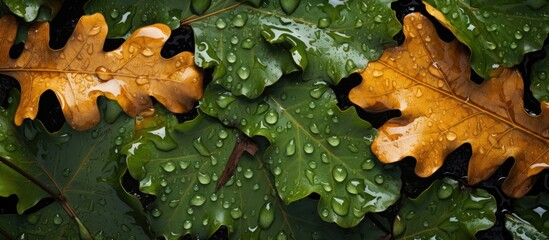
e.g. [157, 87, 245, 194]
[37, 90, 65, 132]
[121, 169, 156, 208]
[0, 76, 18, 109]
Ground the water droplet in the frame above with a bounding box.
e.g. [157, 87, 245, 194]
[53, 214, 63, 225]
[114, 136, 124, 146]
[327, 136, 340, 147]
[241, 38, 255, 49]
[218, 129, 229, 139]
[393, 216, 405, 236]
[179, 160, 190, 170]
[232, 13, 248, 27]
[374, 174, 384, 184]
[332, 166, 347, 182]
[514, 30, 523, 40]
[95, 66, 113, 81]
[193, 137, 211, 156]
[160, 161, 176, 173]
[510, 42, 518, 49]
[309, 123, 320, 134]
[321, 208, 329, 217]
[230, 207, 243, 219]
[331, 196, 350, 216]
[362, 159, 375, 170]
[191, 0, 211, 15]
[259, 202, 275, 229]
[110, 9, 119, 18]
[445, 131, 457, 141]
[286, 139, 296, 156]
[280, 0, 300, 14]
[183, 220, 192, 229]
[321, 152, 329, 163]
[346, 179, 361, 194]
[372, 70, 383, 77]
[141, 47, 154, 57]
[486, 41, 496, 50]
[523, 24, 531, 32]
[437, 182, 453, 199]
[274, 167, 282, 175]
[198, 172, 211, 184]
[373, 15, 383, 23]
[346, 144, 358, 153]
[276, 231, 288, 240]
[216, 18, 227, 29]
[237, 66, 250, 79]
[318, 18, 331, 28]
[307, 160, 317, 169]
[230, 35, 239, 45]
[190, 195, 206, 206]
[303, 143, 314, 154]
[405, 210, 415, 220]
[264, 109, 279, 124]
[225, 52, 237, 63]
[244, 168, 254, 179]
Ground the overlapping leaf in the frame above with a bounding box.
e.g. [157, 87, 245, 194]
[122, 108, 387, 239]
[423, 0, 549, 78]
[84, 0, 189, 38]
[0, 13, 202, 131]
[202, 75, 401, 227]
[349, 12, 549, 198]
[86, 0, 400, 98]
[0, 94, 150, 239]
[531, 44, 549, 102]
[505, 192, 549, 238]
[393, 178, 496, 239]
[3, 0, 62, 22]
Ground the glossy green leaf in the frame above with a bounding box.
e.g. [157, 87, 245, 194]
[260, 0, 400, 84]
[201, 75, 401, 227]
[423, 0, 549, 78]
[193, 0, 400, 98]
[0, 91, 48, 214]
[505, 192, 549, 238]
[531, 44, 549, 102]
[2, 0, 62, 22]
[505, 213, 548, 240]
[0, 96, 150, 239]
[122, 109, 388, 239]
[84, 0, 189, 38]
[393, 178, 496, 239]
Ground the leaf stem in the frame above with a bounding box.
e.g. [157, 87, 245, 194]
[0, 156, 61, 201]
[216, 134, 258, 190]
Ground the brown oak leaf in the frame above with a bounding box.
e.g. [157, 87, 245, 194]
[0, 13, 202, 130]
[349, 13, 549, 198]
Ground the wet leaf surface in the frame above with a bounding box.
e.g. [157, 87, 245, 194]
[505, 192, 549, 238]
[122, 108, 387, 239]
[531, 44, 549, 102]
[349, 12, 549, 198]
[423, 0, 549, 78]
[0, 13, 202, 131]
[202, 75, 401, 227]
[3, 0, 62, 22]
[0, 93, 150, 239]
[393, 178, 497, 239]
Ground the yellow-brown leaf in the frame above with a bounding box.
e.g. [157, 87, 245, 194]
[349, 13, 549, 198]
[0, 13, 202, 130]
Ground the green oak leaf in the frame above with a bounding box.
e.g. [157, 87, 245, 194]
[122, 109, 388, 239]
[201, 75, 401, 227]
[505, 213, 548, 240]
[393, 178, 496, 239]
[0, 96, 150, 239]
[505, 192, 549, 238]
[423, 0, 549, 78]
[0, 91, 48, 214]
[260, 0, 400, 84]
[531, 44, 549, 102]
[2, 0, 62, 22]
[84, 0, 189, 38]
[192, 0, 400, 98]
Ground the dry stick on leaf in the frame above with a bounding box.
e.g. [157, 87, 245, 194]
[216, 134, 258, 190]
[0, 13, 203, 131]
[349, 12, 549, 198]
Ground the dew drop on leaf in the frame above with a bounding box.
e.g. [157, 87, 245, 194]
[332, 165, 347, 182]
[53, 214, 63, 225]
[258, 202, 275, 229]
[375, 174, 384, 184]
[361, 159, 375, 170]
[327, 136, 340, 147]
[331, 196, 350, 216]
[215, 18, 227, 29]
[232, 13, 248, 27]
[264, 109, 279, 124]
[161, 161, 176, 173]
[190, 195, 206, 206]
[437, 182, 453, 199]
[230, 207, 243, 219]
[280, 0, 300, 15]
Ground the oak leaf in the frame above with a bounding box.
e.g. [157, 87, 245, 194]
[0, 13, 203, 131]
[349, 12, 549, 198]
